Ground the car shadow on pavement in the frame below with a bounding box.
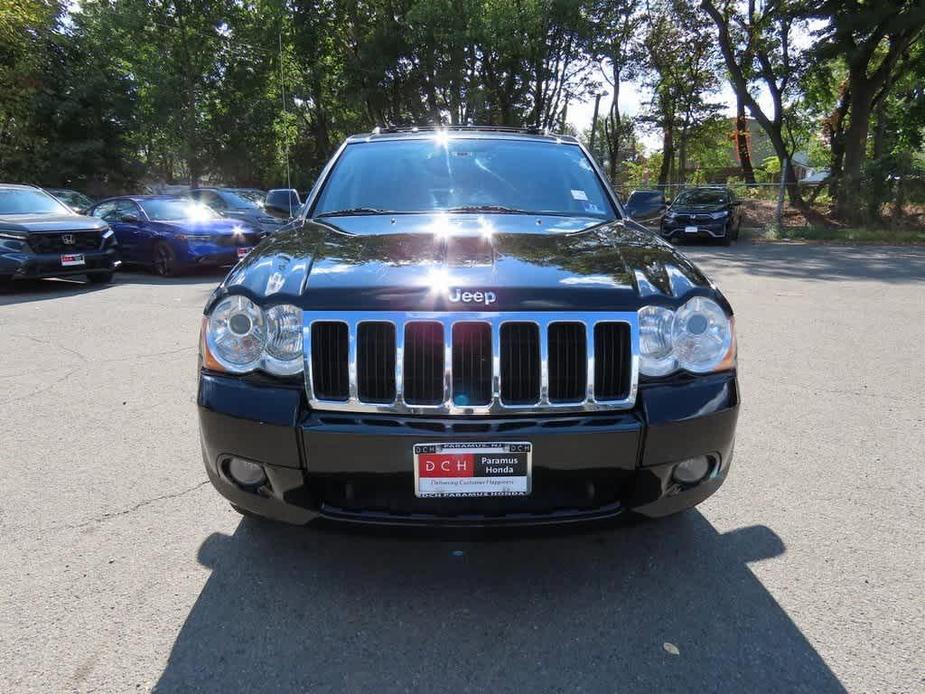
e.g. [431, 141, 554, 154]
[0, 277, 113, 306]
[154, 512, 845, 693]
[0, 269, 227, 305]
[685, 242, 925, 284]
[113, 268, 229, 286]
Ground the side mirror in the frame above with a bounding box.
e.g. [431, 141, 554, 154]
[264, 201, 295, 219]
[624, 191, 667, 221]
[264, 189, 302, 219]
[119, 213, 140, 223]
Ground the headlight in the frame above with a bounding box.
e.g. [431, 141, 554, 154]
[672, 297, 733, 373]
[638, 305, 677, 376]
[204, 296, 303, 376]
[710, 210, 729, 219]
[637, 297, 735, 376]
[264, 304, 303, 374]
[206, 296, 266, 372]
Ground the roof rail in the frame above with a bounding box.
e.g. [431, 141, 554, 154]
[370, 124, 558, 136]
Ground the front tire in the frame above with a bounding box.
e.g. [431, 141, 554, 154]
[152, 241, 179, 277]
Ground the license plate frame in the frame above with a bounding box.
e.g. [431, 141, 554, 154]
[684, 225, 698, 234]
[412, 442, 532, 498]
[60, 253, 85, 267]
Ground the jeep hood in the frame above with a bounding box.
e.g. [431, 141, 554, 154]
[213, 214, 724, 313]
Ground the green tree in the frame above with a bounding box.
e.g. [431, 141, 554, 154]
[701, 0, 811, 211]
[804, 0, 925, 222]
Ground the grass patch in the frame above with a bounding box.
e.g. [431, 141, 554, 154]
[762, 225, 925, 244]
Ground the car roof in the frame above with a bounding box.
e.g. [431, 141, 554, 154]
[345, 125, 579, 145]
[0, 183, 44, 191]
[110, 194, 180, 202]
[90, 194, 182, 207]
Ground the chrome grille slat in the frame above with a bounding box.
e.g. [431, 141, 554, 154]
[302, 311, 639, 415]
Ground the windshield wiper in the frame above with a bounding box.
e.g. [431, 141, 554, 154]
[444, 205, 534, 215]
[316, 207, 392, 217]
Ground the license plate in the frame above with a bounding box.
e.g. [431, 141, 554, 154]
[60, 254, 85, 266]
[413, 442, 532, 498]
[684, 225, 698, 233]
[236, 247, 253, 259]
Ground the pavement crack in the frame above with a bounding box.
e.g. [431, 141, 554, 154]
[1, 368, 80, 405]
[66, 480, 210, 530]
[10, 334, 90, 362]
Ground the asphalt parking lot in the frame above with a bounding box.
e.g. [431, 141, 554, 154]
[1, 242, 923, 693]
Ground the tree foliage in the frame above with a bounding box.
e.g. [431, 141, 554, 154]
[0, 0, 922, 226]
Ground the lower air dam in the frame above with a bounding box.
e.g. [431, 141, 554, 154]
[417, 476, 529, 497]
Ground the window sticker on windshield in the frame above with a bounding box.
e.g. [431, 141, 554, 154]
[571, 189, 589, 201]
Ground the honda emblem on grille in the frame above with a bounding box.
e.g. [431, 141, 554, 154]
[62, 234, 76, 245]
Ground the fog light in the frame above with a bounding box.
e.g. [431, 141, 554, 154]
[672, 456, 711, 484]
[227, 457, 267, 487]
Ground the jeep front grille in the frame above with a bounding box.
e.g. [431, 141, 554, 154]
[303, 311, 638, 415]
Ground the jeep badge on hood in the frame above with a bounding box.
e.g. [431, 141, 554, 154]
[448, 288, 497, 305]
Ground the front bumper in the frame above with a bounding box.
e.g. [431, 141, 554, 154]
[661, 218, 729, 240]
[198, 370, 739, 527]
[0, 247, 117, 281]
[183, 240, 262, 267]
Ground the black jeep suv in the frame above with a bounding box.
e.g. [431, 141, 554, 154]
[197, 127, 740, 527]
[0, 184, 117, 284]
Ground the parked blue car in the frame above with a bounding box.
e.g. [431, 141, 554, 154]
[87, 195, 266, 276]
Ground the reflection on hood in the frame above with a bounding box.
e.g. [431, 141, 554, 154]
[212, 213, 724, 313]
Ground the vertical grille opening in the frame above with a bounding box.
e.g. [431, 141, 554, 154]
[547, 323, 587, 403]
[500, 323, 540, 404]
[357, 322, 396, 403]
[452, 322, 492, 406]
[594, 322, 631, 400]
[311, 322, 349, 400]
[403, 322, 444, 405]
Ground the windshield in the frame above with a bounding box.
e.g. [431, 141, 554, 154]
[0, 188, 72, 215]
[51, 190, 93, 209]
[674, 190, 729, 206]
[235, 190, 266, 205]
[313, 138, 615, 220]
[140, 199, 218, 221]
[219, 191, 261, 209]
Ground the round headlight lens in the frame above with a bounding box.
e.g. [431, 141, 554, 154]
[207, 295, 266, 371]
[264, 304, 303, 374]
[638, 305, 677, 376]
[672, 297, 732, 373]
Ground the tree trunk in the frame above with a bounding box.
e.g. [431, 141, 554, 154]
[658, 127, 673, 186]
[735, 97, 756, 185]
[835, 75, 875, 222]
